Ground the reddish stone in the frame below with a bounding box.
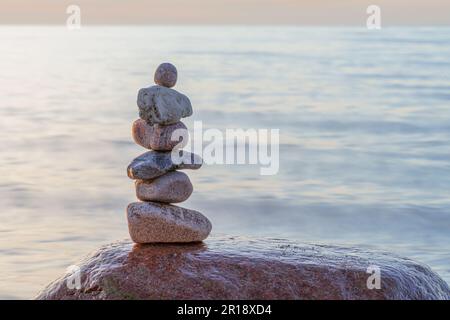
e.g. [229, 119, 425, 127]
[35, 237, 450, 300]
[132, 119, 187, 151]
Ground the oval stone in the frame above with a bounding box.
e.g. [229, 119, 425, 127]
[135, 171, 193, 203]
[132, 119, 188, 151]
[154, 63, 177, 88]
[126, 201, 212, 243]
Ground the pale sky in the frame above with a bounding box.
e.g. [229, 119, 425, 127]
[0, 0, 449, 25]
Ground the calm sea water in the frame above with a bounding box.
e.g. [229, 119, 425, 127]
[0, 26, 449, 299]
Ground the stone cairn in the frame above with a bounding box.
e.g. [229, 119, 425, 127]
[126, 63, 212, 243]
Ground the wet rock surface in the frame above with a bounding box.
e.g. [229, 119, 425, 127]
[36, 236, 450, 300]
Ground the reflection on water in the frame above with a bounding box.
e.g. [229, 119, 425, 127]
[0, 26, 449, 298]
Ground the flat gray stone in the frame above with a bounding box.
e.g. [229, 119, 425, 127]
[137, 85, 192, 125]
[135, 171, 193, 203]
[127, 150, 202, 180]
[132, 119, 188, 151]
[126, 201, 212, 243]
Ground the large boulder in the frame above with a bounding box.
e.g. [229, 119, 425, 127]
[35, 236, 450, 300]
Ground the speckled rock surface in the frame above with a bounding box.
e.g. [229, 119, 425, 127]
[137, 85, 192, 125]
[127, 150, 202, 180]
[154, 63, 177, 88]
[36, 236, 450, 300]
[135, 171, 193, 203]
[126, 202, 212, 243]
[132, 119, 188, 151]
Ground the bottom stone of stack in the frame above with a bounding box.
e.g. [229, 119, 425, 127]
[127, 201, 212, 243]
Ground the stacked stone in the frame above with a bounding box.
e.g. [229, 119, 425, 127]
[126, 63, 212, 244]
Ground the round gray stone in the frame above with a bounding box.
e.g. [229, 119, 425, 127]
[154, 63, 177, 88]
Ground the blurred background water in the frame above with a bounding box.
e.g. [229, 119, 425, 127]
[0, 26, 449, 299]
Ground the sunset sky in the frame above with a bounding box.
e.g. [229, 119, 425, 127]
[0, 0, 449, 25]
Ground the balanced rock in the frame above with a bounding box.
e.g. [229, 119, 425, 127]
[36, 236, 450, 300]
[132, 119, 188, 151]
[137, 85, 192, 126]
[135, 171, 193, 203]
[127, 202, 212, 243]
[127, 150, 202, 180]
[154, 63, 177, 88]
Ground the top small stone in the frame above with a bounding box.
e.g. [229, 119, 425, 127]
[154, 63, 177, 88]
